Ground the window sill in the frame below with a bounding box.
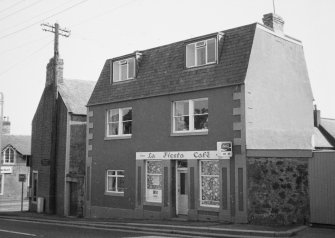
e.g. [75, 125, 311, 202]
[112, 78, 136, 85]
[104, 191, 124, 197]
[143, 201, 162, 206]
[171, 131, 208, 137]
[198, 205, 220, 212]
[185, 62, 217, 71]
[105, 135, 132, 140]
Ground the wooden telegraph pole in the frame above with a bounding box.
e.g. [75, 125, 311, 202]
[40, 23, 70, 213]
[41, 23, 70, 60]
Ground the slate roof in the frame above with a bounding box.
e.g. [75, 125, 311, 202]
[88, 23, 257, 106]
[58, 79, 96, 115]
[313, 127, 333, 149]
[320, 118, 335, 140]
[1, 135, 31, 155]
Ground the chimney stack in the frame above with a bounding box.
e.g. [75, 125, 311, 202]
[314, 106, 321, 127]
[45, 58, 64, 87]
[2, 116, 10, 135]
[262, 13, 285, 33]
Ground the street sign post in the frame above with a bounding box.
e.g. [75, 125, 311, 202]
[19, 174, 26, 212]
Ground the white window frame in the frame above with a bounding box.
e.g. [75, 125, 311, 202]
[186, 38, 217, 68]
[32, 170, 38, 203]
[199, 160, 220, 208]
[0, 174, 4, 195]
[3, 147, 15, 165]
[145, 160, 163, 203]
[106, 170, 125, 194]
[172, 98, 208, 133]
[106, 107, 132, 137]
[112, 57, 135, 82]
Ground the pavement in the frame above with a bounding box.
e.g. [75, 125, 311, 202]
[0, 211, 318, 238]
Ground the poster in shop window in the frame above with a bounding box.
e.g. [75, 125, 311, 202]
[146, 189, 162, 203]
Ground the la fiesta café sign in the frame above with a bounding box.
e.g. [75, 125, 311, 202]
[136, 150, 230, 160]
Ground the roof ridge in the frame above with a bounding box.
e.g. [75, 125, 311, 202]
[321, 117, 335, 121]
[106, 23, 258, 61]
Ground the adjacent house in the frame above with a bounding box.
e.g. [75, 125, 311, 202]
[30, 57, 95, 217]
[1, 132, 31, 202]
[85, 13, 315, 224]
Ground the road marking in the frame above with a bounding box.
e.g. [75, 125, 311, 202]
[0, 229, 36, 237]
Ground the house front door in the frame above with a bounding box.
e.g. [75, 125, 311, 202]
[176, 169, 188, 215]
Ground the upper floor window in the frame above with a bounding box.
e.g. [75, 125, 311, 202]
[106, 107, 132, 137]
[186, 38, 217, 68]
[3, 147, 15, 165]
[173, 98, 208, 133]
[113, 58, 135, 82]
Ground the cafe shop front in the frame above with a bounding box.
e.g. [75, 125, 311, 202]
[135, 146, 232, 221]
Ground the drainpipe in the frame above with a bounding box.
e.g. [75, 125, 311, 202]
[0, 92, 3, 159]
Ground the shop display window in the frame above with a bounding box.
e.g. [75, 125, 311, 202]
[146, 160, 162, 203]
[200, 160, 220, 207]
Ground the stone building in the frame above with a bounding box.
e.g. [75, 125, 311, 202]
[1, 133, 30, 202]
[30, 57, 95, 217]
[85, 13, 321, 224]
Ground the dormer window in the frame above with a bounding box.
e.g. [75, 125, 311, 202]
[186, 38, 217, 68]
[113, 57, 135, 82]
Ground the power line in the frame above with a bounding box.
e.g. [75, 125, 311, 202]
[1, 0, 78, 33]
[0, 0, 88, 40]
[0, 36, 48, 55]
[0, 0, 26, 15]
[0, 40, 52, 77]
[0, 0, 43, 22]
[72, 0, 137, 28]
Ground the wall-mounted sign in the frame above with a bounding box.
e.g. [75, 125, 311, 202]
[136, 151, 220, 160]
[217, 141, 232, 157]
[1, 166, 13, 174]
[19, 174, 26, 182]
[41, 159, 50, 166]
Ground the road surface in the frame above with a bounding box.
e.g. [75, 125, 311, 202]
[0, 217, 175, 238]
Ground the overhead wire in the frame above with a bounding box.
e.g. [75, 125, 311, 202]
[0, 0, 26, 15]
[0, 36, 48, 55]
[1, 0, 78, 33]
[0, 39, 52, 76]
[0, 0, 43, 22]
[0, 0, 89, 40]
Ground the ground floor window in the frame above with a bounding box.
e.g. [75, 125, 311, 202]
[106, 170, 125, 194]
[200, 160, 220, 207]
[146, 160, 162, 203]
[0, 174, 4, 195]
[32, 171, 38, 202]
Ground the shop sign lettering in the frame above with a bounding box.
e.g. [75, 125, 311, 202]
[136, 151, 220, 160]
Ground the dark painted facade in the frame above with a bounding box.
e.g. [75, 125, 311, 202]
[30, 57, 95, 216]
[86, 14, 315, 224]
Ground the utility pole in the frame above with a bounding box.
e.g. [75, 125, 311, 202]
[40, 23, 70, 213]
[41, 23, 70, 60]
[0, 92, 3, 162]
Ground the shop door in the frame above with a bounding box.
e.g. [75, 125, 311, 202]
[176, 169, 188, 215]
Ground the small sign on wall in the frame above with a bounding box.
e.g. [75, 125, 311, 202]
[217, 141, 232, 157]
[1, 166, 13, 174]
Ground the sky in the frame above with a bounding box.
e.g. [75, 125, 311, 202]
[0, 0, 334, 135]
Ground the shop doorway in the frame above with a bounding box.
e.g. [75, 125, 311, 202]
[176, 161, 188, 215]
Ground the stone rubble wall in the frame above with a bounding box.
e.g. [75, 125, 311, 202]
[247, 157, 309, 225]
